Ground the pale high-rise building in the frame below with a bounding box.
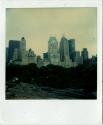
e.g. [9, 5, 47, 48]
[59, 36, 72, 68]
[27, 48, 36, 64]
[48, 36, 60, 65]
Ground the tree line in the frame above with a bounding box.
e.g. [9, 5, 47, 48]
[6, 63, 97, 92]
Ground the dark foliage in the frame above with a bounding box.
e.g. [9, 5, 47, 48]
[6, 63, 97, 92]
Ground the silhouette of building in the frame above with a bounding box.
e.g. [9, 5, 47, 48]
[12, 48, 22, 64]
[43, 52, 50, 66]
[59, 36, 72, 68]
[37, 56, 43, 68]
[8, 40, 21, 63]
[43, 52, 48, 61]
[27, 48, 36, 64]
[6, 47, 9, 64]
[6, 36, 92, 68]
[73, 51, 81, 64]
[48, 36, 60, 65]
[20, 37, 28, 65]
[81, 48, 89, 63]
[8, 37, 28, 65]
[89, 55, 97, 65]
[68, 39, 75, 61]
[79, 56, 83, 64]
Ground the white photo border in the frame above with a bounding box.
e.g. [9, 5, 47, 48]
[0, 0, 102, 124]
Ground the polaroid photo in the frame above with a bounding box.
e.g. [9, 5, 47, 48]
[0, 0, 102, 124]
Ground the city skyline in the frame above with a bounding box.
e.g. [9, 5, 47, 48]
[7, 36, 96, 68]
[6, 8, 97, 57]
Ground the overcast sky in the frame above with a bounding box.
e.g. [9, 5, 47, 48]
[6, 8, 97, 57]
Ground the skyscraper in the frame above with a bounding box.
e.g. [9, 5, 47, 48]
[7, 37, 28, 65]
[20, 37, 27, 65]
[43, 52, 48, 61]
[43, 52, 50, 66]
[27, 48, 36, 64]
[8, 40, 21, 63]
[48, 36, 60, 65]
[81, 48, 89, 62]
[59, 36, 72, 67]
[37, 56, 43, 68]
[6, 47, 9, 64]
[73, 51, 80, 64]
[68, 39, 75, 61]
[59, 36, 70, 61]
[12, 48, 22, 64]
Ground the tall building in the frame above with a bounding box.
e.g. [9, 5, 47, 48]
[27, 48, 36, 64]
[37, 56, 43, 68]
[89, 55, 97, 65]
[43, 52, 50, 66]
[8, 40, 21, 63]
[59, 36, 72, 68]
[68, 39, 75, 61]
[73, 51, 80, 64]
[20, 37, 28, 65]
[79, 56, 83, 64]
[6, 47, 9, 64]
[48, 36, 60, 65]
[43, 52, 48, 61]
[7, 37, 28, 65]
[12, 48, 22, 65]
[81, 48, 89, 62]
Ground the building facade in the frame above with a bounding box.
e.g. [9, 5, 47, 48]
[6, 47, 9, 64]
[27, 48, 36, 64]
[20, 37, 28, 65]
[68, 39, 75, 62]
[59, 36, 72, 68]
[43, 52, 49, 61]
[48, 36, 60, 65]
[81, 48, 89, 62]
[73, 51, 81, 64]
[37, 56, 43, 68]
[8, 40, 21, 63]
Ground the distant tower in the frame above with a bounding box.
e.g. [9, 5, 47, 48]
[43, 52, 48, 60]
[59, 36, 69, 61]
[8, 40, 21, 63]
[37, 56, 43, 68]
[43, 52, 50, 66]
[91, 55, 97, 64]
[12, 48, 18, 61]
[27, 48, 36, 64]
[48, 36, 60, 65]
[73, 51, 80, 64]
[6, 47, 9, 64]
[20, 37, 27, 65]
[81, 48, 89, 62]
[68, 39, 75, 62]
[59, 36, 72, 67]
[12, 48, 22, 64]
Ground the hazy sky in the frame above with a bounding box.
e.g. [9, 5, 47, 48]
[6, 8, 97, 57]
